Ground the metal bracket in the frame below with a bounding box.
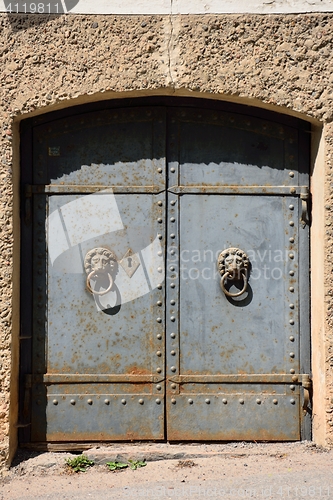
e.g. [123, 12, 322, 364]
[301, 374, 312, 415]
[300, 187, 311, 228]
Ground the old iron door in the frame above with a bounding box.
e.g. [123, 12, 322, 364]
[165, 107, 310, 440]
[20, 100, 310, 444]
[21, 106, 167, 442]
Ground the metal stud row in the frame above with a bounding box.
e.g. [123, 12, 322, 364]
[52, 398, 162, 405]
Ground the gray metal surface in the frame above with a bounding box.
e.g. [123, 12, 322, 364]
[25, 102, 310, 443]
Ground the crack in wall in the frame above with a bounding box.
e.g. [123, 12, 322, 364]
[167, 0, 175, 90]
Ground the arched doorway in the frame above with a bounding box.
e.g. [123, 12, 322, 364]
[19, 97, 311, 445]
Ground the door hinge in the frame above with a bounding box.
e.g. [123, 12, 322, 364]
[300, 187, 311, 228]
[301, 374, 312, 415]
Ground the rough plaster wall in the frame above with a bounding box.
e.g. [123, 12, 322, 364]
[0, 13, 333, 467]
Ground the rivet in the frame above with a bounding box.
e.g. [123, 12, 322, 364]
[289, 221, 294, 227]
[156, 351, 162, 357]
[104, 399, 110, 405]
[157, 218, 163, 223]
[157, 284, 162, 289]
[170, 316, 176, 322]
[53, 399, 58, 405]
[170, 200, 177, 206]
[273, 399, 278, 405]
[157, 317, 162, 323]
[170, 217, 175, 222]
[157, 168, 163, 173]
[87, 399, 93, 405]
[158, 201, 163, 206]
[170, 283, 175, 288]
[290, 369, 295, 374]
[188, 398, 193, 404]
[289, 304, 294, 309]
[170, 167, 176, 173]
[256, 399, 261, 404]
[170, 233, 176, 239]
[70, 399, 76, 405]
[158, 234, 162, 240]
[171, 366, 176, 372]
[289, 253, 294, 259]
[289, 319, 294, 325]
[170, 249, 176, 255]
[292, 375, 298, 382]
[157, 300, 162, 306]
[156, 368, 162, 373]
[36, 400, 41, 406]
[158, 251, 163, 256]
[156, 385, 162, 390]
[170, 300, 176, 305]
[289, 172, 295, 178]
[239, 399, 244, 405]
[289, 270, 295, 276]
[289, 336, 295, 341]
[290, 188, 296, 194]
[170, 333, 176, 338]
[139, 399, 144, 405]
[290, 385, 295, 391]
[290, 352, 295, 358]
[222, 399, 227, 404]
[171, 350, 176, 356]
[289, 287, 294, 292]
[171, 383, 177, 389]
[156, 399, 161, 404]
[157, 334, 162, 340]
[205, 399, 210, 404]
[171, 398, 176, 404]
[289, 237, 295, 243]
[289, 205, 294, 210]
[290, 399, 296, 405]
[170, 266, 175, 271]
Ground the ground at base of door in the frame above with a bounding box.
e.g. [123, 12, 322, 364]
[1, 442, 333, 500]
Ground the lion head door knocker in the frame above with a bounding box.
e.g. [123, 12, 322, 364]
[217, 247, 250, 298]
[84, 247, 118, 296]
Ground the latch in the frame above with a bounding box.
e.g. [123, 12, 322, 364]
[301, 373, 312, 415]
[300, 187, 311, 228]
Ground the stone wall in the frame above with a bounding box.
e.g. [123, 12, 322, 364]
[0, 12, 332, 468]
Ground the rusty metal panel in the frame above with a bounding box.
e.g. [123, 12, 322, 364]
[165, 106, 309, 441]
[174, 107, 306, 188]
[30, 108, 167, 442]
[33, 107, 166, 190]
[167, 395, 300, 441]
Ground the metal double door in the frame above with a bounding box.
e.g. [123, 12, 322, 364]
[21, 102, 311, 443]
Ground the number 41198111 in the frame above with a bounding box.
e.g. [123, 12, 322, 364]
[6, 3, 62, 13]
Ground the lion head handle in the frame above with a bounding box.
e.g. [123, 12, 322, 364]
[217, 247, 249, 280]
[84, 247, 118, 279]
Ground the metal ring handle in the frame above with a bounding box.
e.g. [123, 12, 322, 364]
[220, 271, 248, 298]
[86, 270, 113, 295]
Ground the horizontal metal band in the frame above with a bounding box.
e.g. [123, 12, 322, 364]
[169, 374, 309, 385]
[25, 184, 164, 195]
[28, 374, 164, 385]
[168, 186, 309, 196]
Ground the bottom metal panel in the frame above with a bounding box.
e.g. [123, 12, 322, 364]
[167, 394, 300, 441]
[33, 394, 164, 442]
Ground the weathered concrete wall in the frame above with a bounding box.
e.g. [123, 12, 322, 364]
[0, 12, 333, 468]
